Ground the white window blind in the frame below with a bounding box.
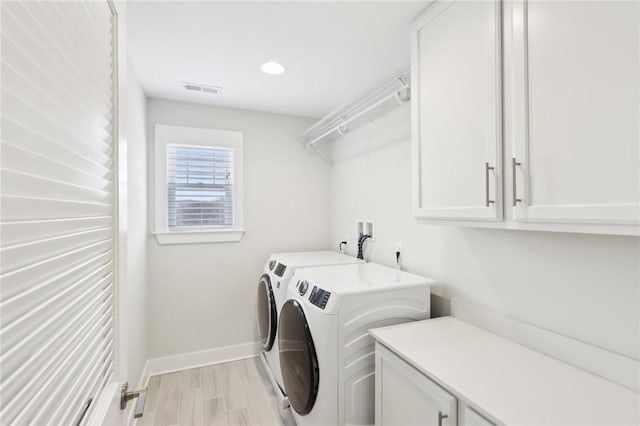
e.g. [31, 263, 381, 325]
[167, 144, 234, 230]
[0, 1, 116, 425]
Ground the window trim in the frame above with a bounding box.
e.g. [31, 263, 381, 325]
[154, 124, 244, 244]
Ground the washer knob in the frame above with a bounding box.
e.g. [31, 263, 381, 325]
[298, 280, 309, 296]
[268, 260, 277, 271]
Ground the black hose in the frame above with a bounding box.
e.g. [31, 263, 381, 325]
[357, 234, 371, 260]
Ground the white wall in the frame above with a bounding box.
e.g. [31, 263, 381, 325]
[330, 104, 640, 362]
[126, 60, 148, 385]
[146, 99, 331, 358]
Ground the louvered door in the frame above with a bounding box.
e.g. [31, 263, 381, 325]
[0, 1, 119, 425]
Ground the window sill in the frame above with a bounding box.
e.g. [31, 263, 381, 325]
[153, 228, 245, 245]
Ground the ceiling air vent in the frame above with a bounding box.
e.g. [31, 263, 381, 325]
[181, 81, 222, 95]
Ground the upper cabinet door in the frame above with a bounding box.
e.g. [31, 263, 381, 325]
[412, 0, 503, 221]
[508, 0, 640, 227]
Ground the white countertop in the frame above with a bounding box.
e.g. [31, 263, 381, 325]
[370, 317, 639, 426]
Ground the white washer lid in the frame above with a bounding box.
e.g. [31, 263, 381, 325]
[270, 251, 363, 268]
[296, 263, 434, 295]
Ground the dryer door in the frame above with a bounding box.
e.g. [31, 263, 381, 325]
[257, 274, 277, 351]
[279, 299, 319, 415]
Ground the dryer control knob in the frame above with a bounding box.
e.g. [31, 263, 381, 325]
[268, 260, 277, 271]
[298, 280, 309, 296]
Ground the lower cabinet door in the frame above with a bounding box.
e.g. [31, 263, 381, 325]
[375, 343, 457, 426]
[463, 406, 496, 426]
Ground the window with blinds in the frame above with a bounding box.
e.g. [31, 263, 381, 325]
[0, 1, 116, 425]
[154, 125, 244, 244]
[167, 144, 234, 230]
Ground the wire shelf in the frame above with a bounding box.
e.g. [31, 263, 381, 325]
[303, 69, 410, 149]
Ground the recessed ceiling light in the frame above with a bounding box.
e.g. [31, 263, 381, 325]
[261, 61, 285, 75]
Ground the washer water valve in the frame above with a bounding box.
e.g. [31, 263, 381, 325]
[339, 241, 347, 254]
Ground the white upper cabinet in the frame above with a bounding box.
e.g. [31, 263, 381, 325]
[412, 0, 640, 235]
[411, 0, 503, 221]
[507, 0, 639, 231]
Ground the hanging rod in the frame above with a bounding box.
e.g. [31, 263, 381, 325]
[303, 69, 410, 150]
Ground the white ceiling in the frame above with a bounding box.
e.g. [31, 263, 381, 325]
[127, 1, 428, 118]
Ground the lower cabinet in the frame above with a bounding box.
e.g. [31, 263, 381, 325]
[373, 318, 639, 425]
[375, 343, 457, 426]
[375, 343, 496, 426]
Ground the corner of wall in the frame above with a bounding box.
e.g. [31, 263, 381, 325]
[126, 58, 150, 389]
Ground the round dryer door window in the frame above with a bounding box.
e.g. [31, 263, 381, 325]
[257, 274, 277, 351]
[279, 299, 319, 415]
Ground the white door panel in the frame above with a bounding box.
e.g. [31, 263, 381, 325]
[375, 343, 457, 426]
[510, 0, 640, 225]
[412, 0, 503, 221]
[0, 1, 127, 425]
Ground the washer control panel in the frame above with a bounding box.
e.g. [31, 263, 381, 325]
[274, 263, 287, 277]
[309, 286, 331, 310]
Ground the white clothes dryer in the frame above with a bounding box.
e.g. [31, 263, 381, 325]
[257, 251, 362, 406]
[278, 263, 433, 426]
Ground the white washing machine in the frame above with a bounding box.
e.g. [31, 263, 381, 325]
[278, 262, 433, 426]
[256, 251, 363, 406]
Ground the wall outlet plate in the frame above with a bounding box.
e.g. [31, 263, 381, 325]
[357, 220, 375, 241]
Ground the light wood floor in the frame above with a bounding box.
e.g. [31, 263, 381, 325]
[137, 357, 294, 426]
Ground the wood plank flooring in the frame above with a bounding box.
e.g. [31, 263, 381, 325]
[137, 357, 294, 426]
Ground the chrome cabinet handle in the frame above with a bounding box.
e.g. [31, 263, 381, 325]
[512, 157, 522, 207]
[438, 411, 449, 426]
[121, 381, 147, 418]
[485, 162, 495, 207]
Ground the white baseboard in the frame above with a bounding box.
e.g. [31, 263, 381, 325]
[144, 341, 262, 379]
[450, 297, 639, 392]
